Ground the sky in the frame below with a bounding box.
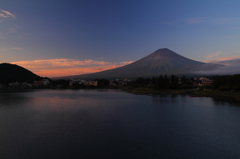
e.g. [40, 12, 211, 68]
[1, 0, 240, 77]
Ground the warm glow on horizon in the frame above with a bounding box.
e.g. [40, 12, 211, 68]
[216, 55, 240, 61]
[11, 59, 134, 77]
[204, 52, 240, 63]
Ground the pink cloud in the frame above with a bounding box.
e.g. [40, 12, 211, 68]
[11, 59, 134, 77]
[0, 10, 16, 19]
[11, 47, 23, 50]
[0, 47, 23, 52]
[204, 52, 240, 63]
[216, 55, 240, 61]
[204, 52, 222, 62]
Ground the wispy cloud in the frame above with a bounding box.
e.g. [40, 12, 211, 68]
[11, 47, 23, 51]
[162, 17, 207, 25]
[161, 20, 180, 25]
[11, 59, 134, 77]
[193, 52, 240, 75]
[184, 17, 207, 24]
[204, 52, 223, 62]
[195, 56, 240, 75]
[0, 47, 23, 52]
[162, 17, 240, 26]
[204, 52, 240, 63]
[8, 28, 17, 33]
[214, 18, 240, 24]
[0, 10, 16, 21]
[195, 58, 240, 75]
[212, 56, 240, 63]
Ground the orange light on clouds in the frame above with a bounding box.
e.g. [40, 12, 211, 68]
[205, 52, 240, 63]
[216, 55, 240, 61]
[11, 59, 134, 77]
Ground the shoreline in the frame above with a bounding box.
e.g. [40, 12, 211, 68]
[122, 87, 240, 101]
[1, 86, 240, 101]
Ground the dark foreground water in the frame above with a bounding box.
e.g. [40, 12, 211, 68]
[0, 89, 240, 159]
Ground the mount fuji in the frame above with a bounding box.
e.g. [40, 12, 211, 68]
[61, 48, 223, 79]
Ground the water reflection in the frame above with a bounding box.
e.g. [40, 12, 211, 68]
[151, 93, 240, 107]
[0, 93, 31, 108]
[211, 97, 240, 107]
[1, 89, 240, 159]
[152, 95, 182, 104]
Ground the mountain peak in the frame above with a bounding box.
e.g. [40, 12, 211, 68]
[142, 48, 186, 61]
[154, 48, 181, 55]
[153, 48, 172, 54]
[157, 48, 170, 51]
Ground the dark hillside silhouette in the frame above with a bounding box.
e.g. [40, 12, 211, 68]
[0, 63, 42, 84]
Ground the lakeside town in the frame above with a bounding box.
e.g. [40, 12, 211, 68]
[0, 75, 224, 90]
[1, 68, 240, 100]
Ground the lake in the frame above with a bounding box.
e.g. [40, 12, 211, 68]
[0, 89, 240, 159]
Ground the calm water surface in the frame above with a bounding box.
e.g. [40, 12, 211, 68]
[0, 89, 240, 159]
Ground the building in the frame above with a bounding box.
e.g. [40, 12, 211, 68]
[198, 77, 213, 86]
[82, 80, 98, 86]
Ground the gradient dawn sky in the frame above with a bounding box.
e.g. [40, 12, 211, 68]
[1, 0, 240, 77]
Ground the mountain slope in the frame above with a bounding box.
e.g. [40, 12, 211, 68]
[0, 63, 42, 84]
[63, 48, 224, 79]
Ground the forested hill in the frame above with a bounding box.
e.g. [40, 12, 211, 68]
[0, 63, 42, 84]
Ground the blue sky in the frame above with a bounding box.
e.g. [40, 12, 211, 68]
[1, 0, 240, 77]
